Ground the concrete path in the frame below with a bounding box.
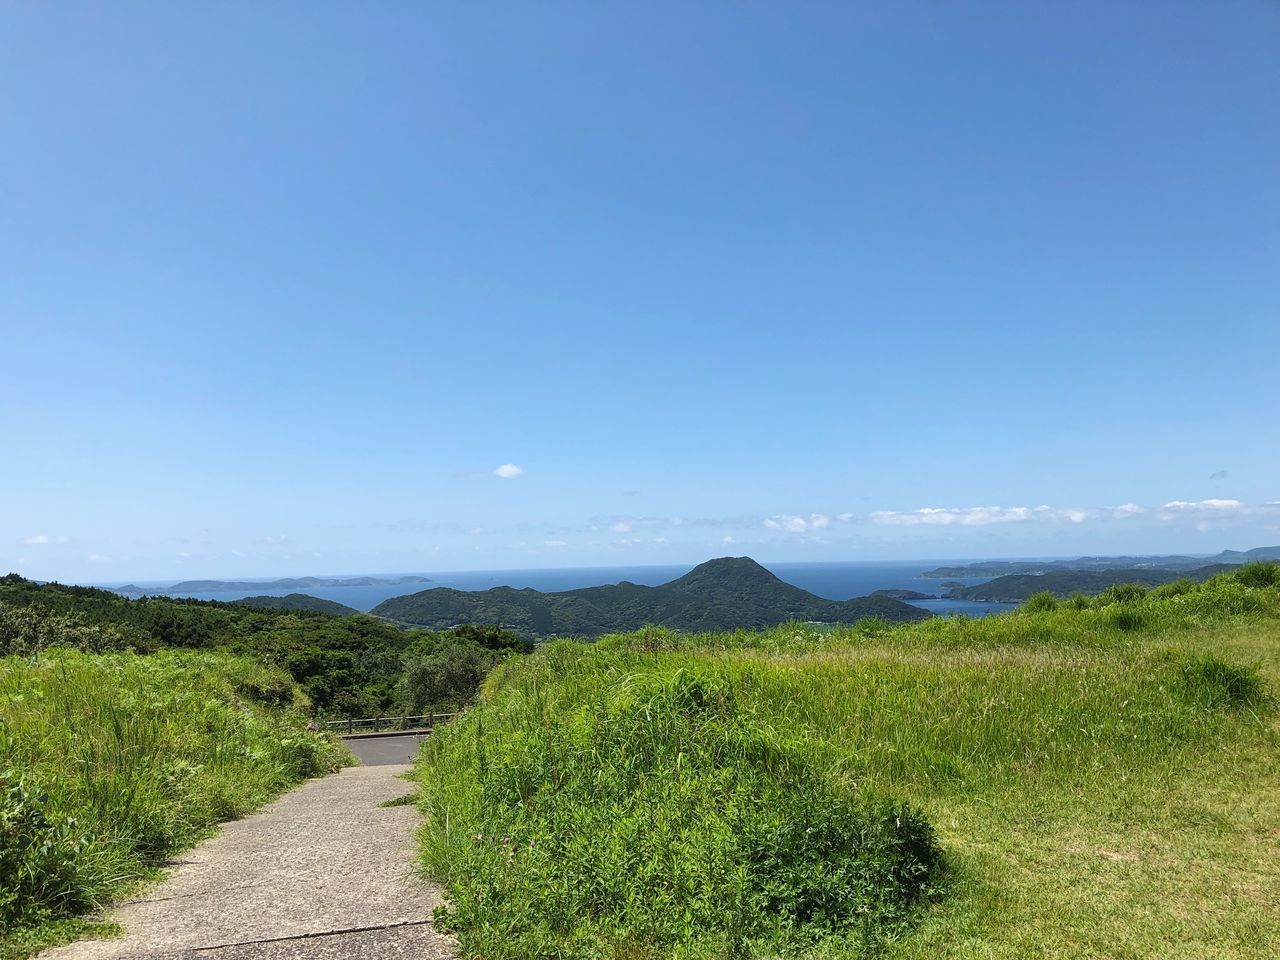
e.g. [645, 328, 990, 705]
[42, 765, 456, 960]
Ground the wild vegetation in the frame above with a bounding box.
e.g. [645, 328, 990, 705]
[413, 563, 1280, 959]
[373, 557, 931, 636]
[0, 575, 524, 718]
[947, 563, 1233, 601]
[0, 649, 347, 957]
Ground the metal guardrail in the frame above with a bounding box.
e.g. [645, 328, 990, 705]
[321, 711, 460, 734]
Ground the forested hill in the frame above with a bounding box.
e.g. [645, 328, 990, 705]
[235, 593, 359, 615]
[948, 563, 1236, 601]
[371, 556, 931, 636]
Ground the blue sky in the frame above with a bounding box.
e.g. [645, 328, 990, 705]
[3, 2, 1278, 582]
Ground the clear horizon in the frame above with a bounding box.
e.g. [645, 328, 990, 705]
[4, 2, 1278, 582]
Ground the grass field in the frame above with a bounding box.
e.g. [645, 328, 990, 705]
[0, 650, 348, 958]
[413, 568, 1279, 959]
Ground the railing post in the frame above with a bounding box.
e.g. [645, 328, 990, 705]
[347, 717, 353, 734]
[428, 709, 434, 731]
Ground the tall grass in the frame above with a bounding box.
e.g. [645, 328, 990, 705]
[0, 649, 346, 953]
[413, 565, 1279, 959]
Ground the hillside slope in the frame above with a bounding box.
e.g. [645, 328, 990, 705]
[234, 593, 359, 615]
[413, 562, 1280, 959]
[950, 563, 1233, 601]
[372, 557, 931, 636]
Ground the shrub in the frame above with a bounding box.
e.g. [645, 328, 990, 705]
[1234, 561, 1280, 589]
[0, 774, 91, 926]
[1096, 582, 1149, 606]
[419, 667, 940, 958]
[403, 640, 499, 712]
[1150, 578, 1197, 599]
[1064, 593, 1091, 610]
[1023, 591, 1058, 613]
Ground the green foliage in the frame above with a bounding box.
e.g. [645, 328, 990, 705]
[415, 568, 1280, 959]
[374, 557, 930, 637]
[1095, 581, 1149, 605]
[0, 649, 346, 947]
[1235, 560, 1280, 589]
[1172, 653, 1266, 709]
[1022, 591, 1058, 612]
[950, 564, 1231, 602]
[0, 576, 430, 717]
[419, 663, 939, 958]
[403, 640, 501, 713]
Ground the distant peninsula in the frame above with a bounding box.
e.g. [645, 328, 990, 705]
[111, 575, 430, 596]
[921, 546, 1280, 580]
[947, 564, 1236, 602]
[372, 556, 931, 637]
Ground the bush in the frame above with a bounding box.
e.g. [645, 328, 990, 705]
[1064, 593, 1091, 610]
[403, 640, 499, 713]
[0, 774, 91, 926]
[1234, 561, 1280, 589]
[1150, 578, 1197, 599]
[419, 667, 940, 957]
[1023, 591, 1058, 613]
[1096, 582, 1149, 606]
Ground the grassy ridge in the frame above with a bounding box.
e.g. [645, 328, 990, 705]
[0, 650, 348, 957]
[413, 566, 1279, 959]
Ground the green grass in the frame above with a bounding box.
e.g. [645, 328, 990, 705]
[412, 565, 1280, 959]
[0, 649, 349, 958]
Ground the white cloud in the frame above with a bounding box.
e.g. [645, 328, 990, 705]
[723, 536, 736, 545]
[611, 520, 634, 533]
[764, 514, 821, 533]
[543, 539, 567, 548]
[1161, 499, 1242, 511]
[494, 463, 524, 479]
[86, 553, 112, 562]
[871, 506, 1037, 526]
[22, 534, 68, 546]
[837, 512, 855, 522]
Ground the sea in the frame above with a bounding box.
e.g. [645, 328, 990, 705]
[97, 561, 1017, 618]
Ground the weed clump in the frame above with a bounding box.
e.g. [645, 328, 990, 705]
[1096, 582, 1149, 606]
[1023, 591, 1058, 613]
[1173, 654, 1266, 709]
[419, 667, 940, 957]
[1234, 561, 1280, 589]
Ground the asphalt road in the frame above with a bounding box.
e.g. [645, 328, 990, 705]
[345, 733, 430, 766]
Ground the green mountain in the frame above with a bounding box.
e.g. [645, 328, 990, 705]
[234, 593, 359, 615]
[948, 564, 1236, 602]
[371, 556, 931, 636]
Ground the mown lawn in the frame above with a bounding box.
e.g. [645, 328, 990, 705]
[413, 570, 1279, 959]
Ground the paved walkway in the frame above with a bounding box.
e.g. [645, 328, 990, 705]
[42, 765, 457, 960]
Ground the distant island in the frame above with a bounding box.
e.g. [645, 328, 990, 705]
[372, 556, 931, 637]
[234, 593, 360, 615]
[921, 546, 1280, 579]
[947, 564, 1236, 602]
[871, 588, 937, 601]
[111, 575, 431, 596]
